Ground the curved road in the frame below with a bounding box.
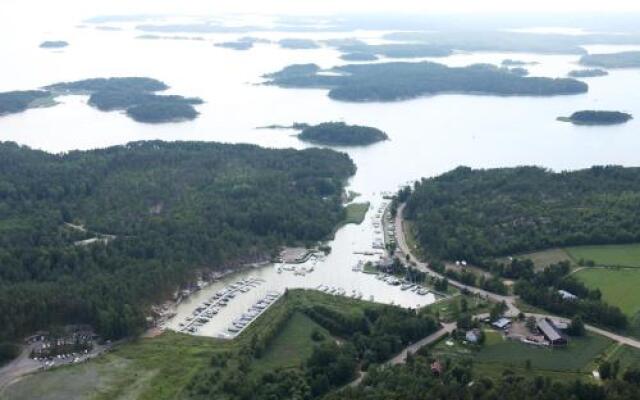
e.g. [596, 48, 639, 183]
[394, 203, 640, 350]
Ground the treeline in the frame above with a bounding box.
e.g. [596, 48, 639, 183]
[186, 292, 439, 399]
[514, 261, 628, 330]
[329, 351, 640, 400]
[0, 141, 355, 340]
[404, 166, 640, 263]
[265, 61, 588, 102]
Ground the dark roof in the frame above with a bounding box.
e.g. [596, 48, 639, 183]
[537, 318, 562, 342]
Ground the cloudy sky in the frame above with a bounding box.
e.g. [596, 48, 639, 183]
[3, 0, 640, 33]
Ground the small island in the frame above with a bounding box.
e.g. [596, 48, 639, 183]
[278, 38, 320, 49]
[501, 59, 538, 66]
[568, 69, 609, 78]
[215, 41, 253, 50]
[298, 122, 388, 146]
[340, 52, 378, 61]
[39, 40, 69, 49]
[337, 43, 452, 59]
[265, 62, 589, 102]
[580, 51, 640, 68]
[558, 110, 633, 125]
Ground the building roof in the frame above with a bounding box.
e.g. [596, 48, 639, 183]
[537, 318, 562, 342]
[558, 290, 578, 300]
[465, 330, 479, 342]
[492, 318, 511, 329]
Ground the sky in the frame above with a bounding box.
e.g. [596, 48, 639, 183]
[3, 0, 640, 34]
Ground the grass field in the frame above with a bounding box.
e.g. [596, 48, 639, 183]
[476, 331, 611, 372]
[344, 202, 369, 225]
[607, 344, 640, 370]
[496, 248, 572, 270]
[575, 268, 640, 316]
[1, 290, 383, 400]
[430, 330, 615, 379]
[566, 244, 640, 268]
[251, 311, 331, 375]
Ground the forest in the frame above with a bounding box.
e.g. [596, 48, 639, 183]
[265, 62, 588, 102]
[403, 166, 640, 263]
[0, 90, 52, 116]
[186, 290, 439, 400]
[514, 261, 628, 331]
[0, 141, 355, 340]
[560, 110, 633, 125]
[46, 77, 203, 123]
[580, 51, 640, 68]
[330, 351, 640, 400]
[298, 122, 389, 146]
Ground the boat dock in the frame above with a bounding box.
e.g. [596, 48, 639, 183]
[177, 277, 265, 335]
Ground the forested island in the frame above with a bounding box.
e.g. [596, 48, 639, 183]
[568, 68, 609, 78]
[215, 41, 254, 50]
[558, 110, 633, 125]
[501, 59, 538, 66]
[335, 43, 452, 59]
[0, 90, 55, 116]
[39, 40, 68, 48]
[297, 122, 389, 146]
[340, 52, 378, 61]
[265, 62, 588, 102]
[1, 78, 201, 123]
[0, 141, 355, 340]
[404, 166, 640, 263]
[580, 51, 640, 68]
[44, 77, 202, 123]
[278, 38, 320, 49]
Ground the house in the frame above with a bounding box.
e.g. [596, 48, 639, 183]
[465, 329, 480, 343]
[558, 290, 578, 301]
[492, 317, 511, 330]
[537, 318, 567, 346]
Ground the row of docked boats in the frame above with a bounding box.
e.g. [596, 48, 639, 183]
[315, 284, 365, 300]
[178, 277, 265, 334]
[375, 274, 430, 295]
[226, 291, 282, 335]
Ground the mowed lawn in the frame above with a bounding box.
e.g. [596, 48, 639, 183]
[252, 311, 331, 375]
[475, 331, 612, 372]
[575, 268, 640, 316]
[566, 244, 640, 268]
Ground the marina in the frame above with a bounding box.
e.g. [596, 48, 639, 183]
[163, 195, 441, 338]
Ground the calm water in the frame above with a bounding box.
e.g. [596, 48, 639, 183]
[2, 23, 640, 336]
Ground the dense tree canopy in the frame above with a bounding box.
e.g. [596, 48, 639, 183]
[298, 122, 389, 146]
[562, 110, 633, 125]
[265, 62, 588, 102]
[404, 166, 640, 262]
[0, 141, 355, 340]
[0, 90, 52, 116]
[46, 77, 202, 123]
